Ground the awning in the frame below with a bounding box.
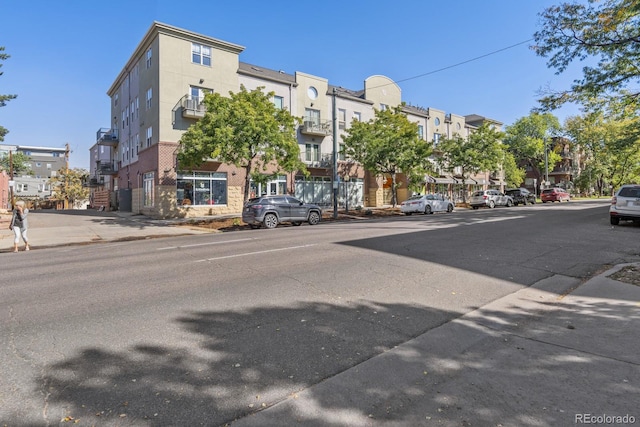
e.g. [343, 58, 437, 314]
[491, 180, 506, 185]
[434, 177, 458, 184]
[425, 175, 437, 183]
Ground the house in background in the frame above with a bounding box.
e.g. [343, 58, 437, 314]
[522, 136, 581, 196]
[0, 144, 68, 208]
[95, 22, 503, 218]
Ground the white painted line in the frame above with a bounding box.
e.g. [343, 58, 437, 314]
[157, 237, 255, 251]
[195, 244, 316, 262]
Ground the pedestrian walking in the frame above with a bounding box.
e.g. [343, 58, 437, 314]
[9, 200, 30, 252]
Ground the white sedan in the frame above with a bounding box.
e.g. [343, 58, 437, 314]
[400, 194, 454, 215]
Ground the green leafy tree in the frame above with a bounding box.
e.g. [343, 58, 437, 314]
[503, 113, 562, 185]
[1, 46, 17, 142]
[436, 123, 504, 203]
[50, 168, 90, 208]
[533, 0, 640, 111]
[502, 151, 526, 188]
[0, 151, 32, 176]
[564, 105, 640, 195]
[178, 85, 305, 203]
[342, 105, 432, 206]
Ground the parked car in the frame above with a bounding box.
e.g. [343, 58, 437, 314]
[505, 188, 536, 206]
[400, 194, 454, 215]
[609, 184, 640, 225]
[242, 195, 322, 229]
[469, 190, 514, 209]
[541, 187, 570, 203]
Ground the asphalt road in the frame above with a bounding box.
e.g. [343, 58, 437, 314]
[1, 200, 638, 426]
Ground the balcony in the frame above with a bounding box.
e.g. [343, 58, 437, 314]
[300, 120, 331, 136]
[97, 161, 118, 175]
[96, 128, 119, 146]
[301, 152, 333, 168]
[181, 95, 206, 119]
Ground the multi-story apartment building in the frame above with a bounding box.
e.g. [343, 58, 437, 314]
[0, 144, 67, 205]
[95, 22, 503, 218]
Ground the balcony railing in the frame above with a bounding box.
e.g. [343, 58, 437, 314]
[97, 161, 118, 175]
[300, 120, 331, 136]
[181, 95, 206, 119]
[300, 152, 334, 168]
[96, 128, 119, 146]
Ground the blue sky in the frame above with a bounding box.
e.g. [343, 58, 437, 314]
[2, 0, 585, 169]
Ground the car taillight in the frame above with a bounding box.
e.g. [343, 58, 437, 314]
[483, 195, 487, 199]
[611, 196, 617, 205]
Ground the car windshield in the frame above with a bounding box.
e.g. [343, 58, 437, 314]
[407, 195, 423, 201]
[542, 189, 553, 194]
[472, 191, 484, 196]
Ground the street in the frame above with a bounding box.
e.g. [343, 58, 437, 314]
[1, 200, 638, 426]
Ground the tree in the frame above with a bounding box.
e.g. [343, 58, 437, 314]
[178, 86, 305, 203]
[502, 151, 526, 188]
[0, 151, 32, 176]
[1, 46, 17, 142]
[564, 104, 640, 195]
[342, 105, 432, 207]
[533, 0, 640, 111]
[436, 123, 504, 203]
[503, 113, 562, 185]
[50, 168, 90, 208]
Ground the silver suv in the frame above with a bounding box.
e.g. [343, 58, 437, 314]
[242, 195, 322, 229]
[610, 184, 640, 225]
[469, 190, 514, 209]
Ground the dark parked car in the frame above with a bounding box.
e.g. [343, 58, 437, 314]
[242, 195, 322, 229]
[505, 188, 536, 206]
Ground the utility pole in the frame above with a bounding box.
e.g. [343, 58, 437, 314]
[9, 150, 14, 208]
[64, 143, 70, 209]
[544, 137, 549, 189]
[332, 87, 338, 219]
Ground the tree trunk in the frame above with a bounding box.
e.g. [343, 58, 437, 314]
[391, 173, 398, 207]
[243, 162, 253, 204]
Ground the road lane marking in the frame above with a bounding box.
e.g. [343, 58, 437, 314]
[195, 244, 316, 262]
[157, 237, 256, 251]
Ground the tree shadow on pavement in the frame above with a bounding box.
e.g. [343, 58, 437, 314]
[23, 294, 640, 426]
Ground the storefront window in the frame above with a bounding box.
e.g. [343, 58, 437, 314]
[176, 171, 227, 206]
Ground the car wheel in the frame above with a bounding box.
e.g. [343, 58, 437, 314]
[542, 201, 547, 203]
[292, 222, 302, 226]
[447, 204, 453, 213]
[263, 213, 278, 229]
[530, 199, 536, 205]
[506, 199, 513, 207]
[610, 216, 620, 225]
[472, 206, 479, 210]
[424, 205, 432, 215]
[308, 211, 320, 225]
[489, 200, 495, 208]
[404, 212, 412, 216]
[249, 224, 260, 229]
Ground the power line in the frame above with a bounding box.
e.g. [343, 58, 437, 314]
[371, 38, 534, 90]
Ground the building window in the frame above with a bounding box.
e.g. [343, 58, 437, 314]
[125, 106, 129, 127]
[434, 117, 441, 126]
[338, 109, 346, 130]
[192, 43, 211, 66]
[146, 88, 152, 110]
[418, 125, 424, 140]
[353, 112, 361, 122]
[433, 133, 441, 146]
[35, 162, 42, 167]
[304, 108, 320, 126]
[143, 172, 154, 207]
[114, 93, 119, 106]
[146, 48, 152, 69]
[305, 144, 320, 162]
[176, 171, 228, 206]
[135, 134, 140, 154]
[135, 97, 139, 118]
[130, 101, 135, 122]
[273, 95, 284, 110]
[122, 110, 126, 129]
[380, 103, 388, 111]
[146, 126, 152, 147]
[46, 163, 51, 169]
[339, 143, 346, 161]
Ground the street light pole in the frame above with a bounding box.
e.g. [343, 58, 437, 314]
[544, 137, 549, 189]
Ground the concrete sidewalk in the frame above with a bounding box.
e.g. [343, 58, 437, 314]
[231, 265, 640, 426]
[0, 209, 209, 252]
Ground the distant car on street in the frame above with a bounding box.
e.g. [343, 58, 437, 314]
[541, 187, 570, 203]
[400, 194, 454, 215]
[242, 195, 322, 229]
[609, 184, 640, 225]
[469, 190, 514, 209]
[505, 188, 536, 206]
